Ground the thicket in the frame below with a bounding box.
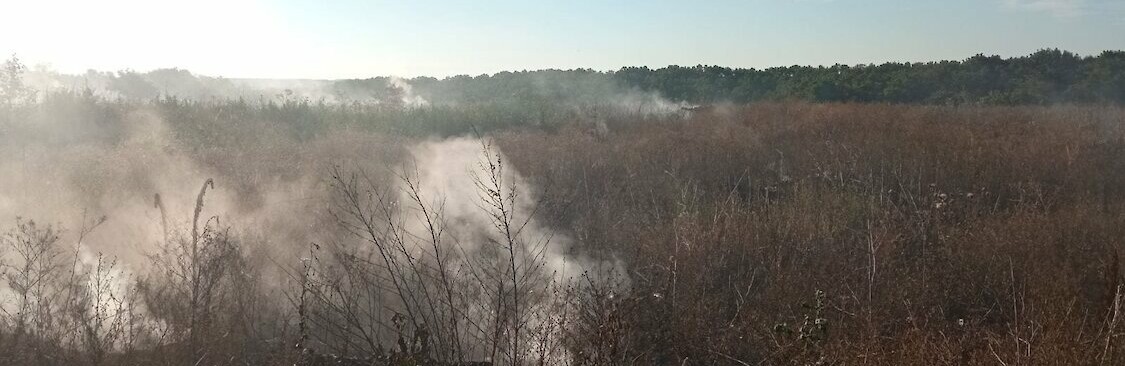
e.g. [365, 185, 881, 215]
[501, 102, 1125, 364]
[2, 61, 1125, 365]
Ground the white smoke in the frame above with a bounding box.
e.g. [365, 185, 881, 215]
[0, 95, 625, 361]
[388, 76, 429, 107]
[401, 137, 626, 362]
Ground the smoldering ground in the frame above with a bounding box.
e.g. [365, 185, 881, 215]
[0, 89, 630, 363]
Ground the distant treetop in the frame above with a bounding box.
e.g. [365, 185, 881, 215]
[16, 49, 1125, 106]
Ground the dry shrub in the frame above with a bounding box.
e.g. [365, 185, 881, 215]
[3, 100, 1125, 365]
[500, 102, 1125, 364]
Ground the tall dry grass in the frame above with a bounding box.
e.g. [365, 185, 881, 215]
[499, 102, 1125, 364]
[2, 98, 1125, 365]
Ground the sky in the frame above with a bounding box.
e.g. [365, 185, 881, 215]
[0, 0, 1123, 79]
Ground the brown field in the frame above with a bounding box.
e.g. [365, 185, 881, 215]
[2, 100, 1125, 365]
[500, 102, 1125, 365]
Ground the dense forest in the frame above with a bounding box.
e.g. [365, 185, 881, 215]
[21, 49, 1125, 106]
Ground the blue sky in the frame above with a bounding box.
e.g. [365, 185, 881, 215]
[1, 0, 1122, 79]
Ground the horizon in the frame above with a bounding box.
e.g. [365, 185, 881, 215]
[2, 0, 1124, 79]
[14, 48, 1121, 82]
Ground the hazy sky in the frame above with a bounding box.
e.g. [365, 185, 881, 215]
[1, 0, 1123, 79]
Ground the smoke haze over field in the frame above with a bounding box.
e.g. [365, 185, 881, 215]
[0, 85, 632, 362]
[4, 45, 1125, 363]
[17, 66, 691, 111]
[3, 0, 1125, 363]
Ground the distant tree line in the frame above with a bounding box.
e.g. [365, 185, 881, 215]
[614, 49, 1125, 105]
[338, 49, 1125, 106]
[8, 49, 1125, 106]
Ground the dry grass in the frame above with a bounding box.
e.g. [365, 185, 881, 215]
[3, 99, 1125, 364]
[498, 102, 1125, 364]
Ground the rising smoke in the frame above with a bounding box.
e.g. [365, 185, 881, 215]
[0, 81, 630, 361]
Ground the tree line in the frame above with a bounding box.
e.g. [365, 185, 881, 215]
[615, 49, 1125, 105]
[351, 49, 1125, 106]
[6, 49, 1125, 106]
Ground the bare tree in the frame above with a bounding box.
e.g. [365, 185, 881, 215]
[0, 219, 66, 365]
[295, 140, 564, 365]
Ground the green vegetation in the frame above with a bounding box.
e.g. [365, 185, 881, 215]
[616, 49, 1125, 105]
[23, 49, 1124, 106]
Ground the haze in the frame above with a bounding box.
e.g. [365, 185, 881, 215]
[3, 1, 1125, 365]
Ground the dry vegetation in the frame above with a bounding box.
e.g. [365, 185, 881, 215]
[500, 102, 1125, 365]
[1, 97, 1124, 365]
